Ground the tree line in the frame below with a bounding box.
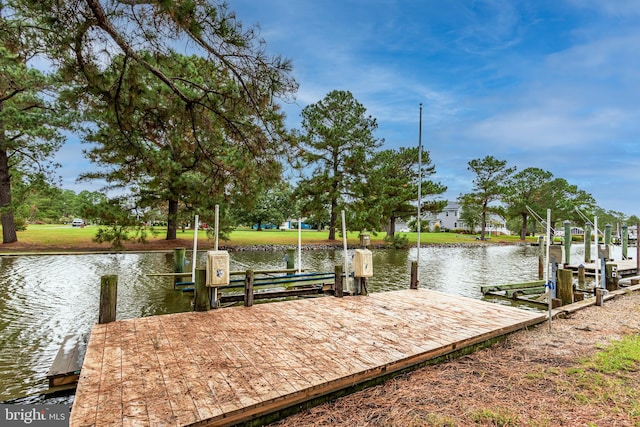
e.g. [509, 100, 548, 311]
[458, 156, 639, 240]
[1, 1, 635, 247]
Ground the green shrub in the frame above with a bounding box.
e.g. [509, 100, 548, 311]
[15, 217, 27, 231]
[384, 233, 409, 249]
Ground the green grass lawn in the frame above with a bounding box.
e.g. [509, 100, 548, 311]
[8, 224, 532, 250]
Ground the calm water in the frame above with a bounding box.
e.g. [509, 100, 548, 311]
[0, 243, 627, 401]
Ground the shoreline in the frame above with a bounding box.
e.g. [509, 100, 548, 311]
[0, 239, 521, 257]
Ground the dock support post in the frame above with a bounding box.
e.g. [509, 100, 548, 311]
[353, 277, 361, 295]
[286, 248, 295, 274]
[244, 269, 254, 307]
[194, 269, 209, 312]
[605, 224, 612, 259]
[410, 261, 418, 289]
[595, 287, 603, 306]
[99, 275, 118, 324]
[622, 224, 628, 259]
[563, 220, 571, 265]
[174, 248, 186, 288]
[334, 265, 343, 297]
[537, 236, 545, 280]
[557, 268, 573, 306]
[578, 264, 585, 288]
[605, 263, 618, 291]
[584, 224, 591, 262]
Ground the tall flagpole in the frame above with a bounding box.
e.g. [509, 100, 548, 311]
[417, 103, 423, 267]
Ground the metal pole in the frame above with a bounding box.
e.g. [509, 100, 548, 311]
[637, 223, 640, 274]
[417, 103, 422, 267]
[297, 217, 302, 274]
[214, 204, 219, 251]
[191, 214, 199, 283]
[342, 210, 349, 293]
[594, 216, 599, 289]
[546, 209, 552, 332]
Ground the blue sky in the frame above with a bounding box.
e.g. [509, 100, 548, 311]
[56, 0, 640, 216]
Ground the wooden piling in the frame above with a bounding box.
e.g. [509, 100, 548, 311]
[538, 236, 544, 280]
[174, 248, 186, 288]
[193, 269, 209, 312]
[353, 277, 362, 295]
[595, 287, 603, 306]
[622, 224, 628, 259]
[578, 264, 585, 288]
[410, 261, 418, 289]
[556, 268, 573, 306]
[563, 220, 571, 265]
[584, 224, 591, 263]
[244, 269, 254, 307]
[361, 277, 369, 296]
[604, 224, 612, 259]
[334, 265, 343, 298]
[98, 275, 117, 324]
[286, 248, 296, 271]
[605, 263, 619, 291]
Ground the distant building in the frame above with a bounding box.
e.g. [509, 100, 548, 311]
[424, 201, 510, 235]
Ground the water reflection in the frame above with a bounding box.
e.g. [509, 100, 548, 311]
[0, 243, 632, 401]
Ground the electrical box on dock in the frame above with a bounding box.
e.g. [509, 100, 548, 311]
[549, 245, 565, 265]
[353, 249, 373, 278]
[206, 250, 229, 286]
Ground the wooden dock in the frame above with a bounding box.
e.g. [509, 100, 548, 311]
[70, 289, 546, 427]
[566, 258, 638, 277]
[47, 334, 88, 392]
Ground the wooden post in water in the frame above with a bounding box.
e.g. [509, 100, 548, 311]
[99, 275, 118, 324]
[605, 263, 618, 291]
[286, 248, 295, 274]
[563, 220, 571, 265]
[410, 261, 418, 289]
[244, 269, 254, 307]
[174, 248, 186, 288]
[334, 265, 343, 298]
[556, 268, 573, 306]
[622, 224, 628, 260]
[194, 269, 209, 312]
[584, 223, 591, 262]
[537, 236, 544, 280]
[578, 264, 585, 288]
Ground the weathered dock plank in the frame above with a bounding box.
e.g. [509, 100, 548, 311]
[47, 334, 88, 389]
[70, 289, 546, 427]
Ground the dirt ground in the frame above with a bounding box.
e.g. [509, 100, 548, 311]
[272, 292, 640, 427]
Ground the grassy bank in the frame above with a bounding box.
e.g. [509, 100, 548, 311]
[1, 224, 532, 253]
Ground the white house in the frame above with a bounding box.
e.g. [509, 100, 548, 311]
[424, 201, 511, 235]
